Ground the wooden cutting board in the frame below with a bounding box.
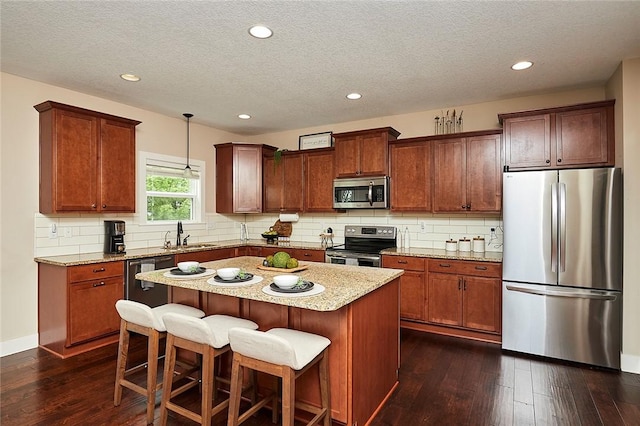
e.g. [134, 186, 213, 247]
[256, 264, 309, 273]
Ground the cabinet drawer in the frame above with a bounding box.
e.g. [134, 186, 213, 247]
[68, 261, 124, 282]
[291, 249, 325, 263]
[428, 259, 501, 278]
[382, 256, 425, 272]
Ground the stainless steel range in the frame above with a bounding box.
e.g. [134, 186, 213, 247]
[325, 225, 397, 267]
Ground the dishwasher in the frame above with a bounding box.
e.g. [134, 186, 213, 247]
[125, 255, 175, 308]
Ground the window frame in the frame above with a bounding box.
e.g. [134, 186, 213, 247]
[137, 151, 206, 225]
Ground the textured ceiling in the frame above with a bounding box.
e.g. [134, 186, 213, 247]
[2, 1, 639, 135]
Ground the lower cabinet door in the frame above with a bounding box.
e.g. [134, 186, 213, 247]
[68, 277, 123, 346]
[462, 276, 501, 333]
[427, 273, 462, 326]
[400, 271, 425, 320]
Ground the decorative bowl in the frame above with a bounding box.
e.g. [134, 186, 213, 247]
[273, 274, 299, 289]
[261, 233, 279, 244]
[177, 261, 200, 273]
[217, 267, 240, 280]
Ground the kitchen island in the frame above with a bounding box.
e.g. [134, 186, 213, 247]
[136, 256, 403, 426]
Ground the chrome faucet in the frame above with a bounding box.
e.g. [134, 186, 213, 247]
[164, 231, 172, 249]
[176, 221, 183, 247]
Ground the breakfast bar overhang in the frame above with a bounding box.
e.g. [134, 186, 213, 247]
[136, 256, 403, 425]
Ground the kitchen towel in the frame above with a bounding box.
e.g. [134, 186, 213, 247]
[140, 263, 155, 290]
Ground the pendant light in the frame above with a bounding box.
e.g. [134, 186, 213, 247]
[183, 113, 195, 178]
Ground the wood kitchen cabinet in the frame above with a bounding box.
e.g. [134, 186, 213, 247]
[37, 261, 124, 358]
[34, 101, 140, 214]
[304, 147, 336, 212]
[499, 100, 615, 170]
[333, 127, 400, 178]
[389, 137, 433, 211]
[427, 259, 501, 335]
[263, 150, 304, 213]
[259, 246, 325, 262]
[432, 130, 502, 213]
[216, 143, 276, 213]
[175, 247, 236, 263]
[382, 255, 426, 321]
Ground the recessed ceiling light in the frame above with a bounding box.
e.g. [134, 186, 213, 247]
[511, 61, 533, 71]
[346, 93, 362, 100]
[120, 73, 141, 82]
[248, 25, 273, 39]
[238, 114, 251, 120]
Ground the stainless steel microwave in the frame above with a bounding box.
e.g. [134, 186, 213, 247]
[333, 176, 390, 209]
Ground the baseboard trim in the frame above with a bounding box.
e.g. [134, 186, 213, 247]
[621, 352, 640, 374]
[0, 334, 38, 357]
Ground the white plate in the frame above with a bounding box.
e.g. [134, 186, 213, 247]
[207, 275, 264, 287]
[261, 283, 325, 297]
[163, 269, 216, 279]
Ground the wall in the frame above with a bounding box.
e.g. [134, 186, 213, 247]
[3, 71, 637, 373]
[607, 58, 640, 372]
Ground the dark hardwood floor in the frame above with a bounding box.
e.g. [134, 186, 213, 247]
[1, 329, 639, 425]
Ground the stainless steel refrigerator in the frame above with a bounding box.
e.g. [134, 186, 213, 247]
[502, 168, 622, 369]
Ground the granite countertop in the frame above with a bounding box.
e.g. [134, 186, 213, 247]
[381, 247, 502, 263]
[34, 239, 502, 267]
[136, 256, 403, 312]
[33, 239, 329, 266]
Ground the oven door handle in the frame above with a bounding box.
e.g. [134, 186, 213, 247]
[355, 254, 381, 262]
[368, 181, 373, 206]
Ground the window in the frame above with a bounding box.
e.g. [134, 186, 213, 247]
[139, 152, 204, 224]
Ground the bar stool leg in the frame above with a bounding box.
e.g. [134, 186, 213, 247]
[319, 353, 331, 426]
[146, 330, 160, 424]
[159, 334, 177, 426]
[113, 319, 129, 406]
[227, 355, 243, 426]
[282, 368, 296, 426]
[201, 347, 215, 426]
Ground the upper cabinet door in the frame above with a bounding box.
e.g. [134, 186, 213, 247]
[52, 110, 99, 212]
[466, 133, 502, 213]
[389, 139, 432, 212]
[503, 114, 552, 170]
[334, 135, 360, 177]
[358, 133, 388, 177]
[99, 119, 136, 212]
[304, 148, 335, 212]
[555, 106, 612, 167]
[233, 145, 264, 213]
[432, 138, 467, 212]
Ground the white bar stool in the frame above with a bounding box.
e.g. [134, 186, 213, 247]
[113, 300, 205, 425]
[227, 328, 331, 426]
[159, 313, 259, 426]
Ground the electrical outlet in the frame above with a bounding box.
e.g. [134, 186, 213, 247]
[64, 227, 72, 238]
[420, 221, 426, 233]
[49, 224, 58, 239]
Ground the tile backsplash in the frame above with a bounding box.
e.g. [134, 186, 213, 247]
[34, 211, 503, 257]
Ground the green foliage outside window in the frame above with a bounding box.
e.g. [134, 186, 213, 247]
[146, 175, 193, 221]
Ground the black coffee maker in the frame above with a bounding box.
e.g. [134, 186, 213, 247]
[104, 220, 126, 254]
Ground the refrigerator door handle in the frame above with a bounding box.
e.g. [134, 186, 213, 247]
[558, 182, 566, 272]
[505, 284, 618, 301]
[551, 182, 558, 272]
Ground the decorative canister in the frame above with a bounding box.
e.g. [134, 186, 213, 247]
[445, 239, 457, 251]
[472, 236, 485, 252]
[458, 238, 471, 252]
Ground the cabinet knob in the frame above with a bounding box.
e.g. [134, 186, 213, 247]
[91, 203, 97, 208]
[466, 204, 471, 210]
[397, 260, 408, 264]
[102, 204, 107, 208]
[461, 205, 467, 209]
[546, 159, 551, 164]
[92, 281, 106, 287]
[93, 267, 106, 273]
[557, 159, 562, 163]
